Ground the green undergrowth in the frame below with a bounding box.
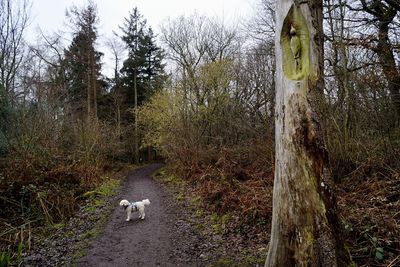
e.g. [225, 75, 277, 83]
[153, 167, 185, 186]
[210, 255, 265, 267]
[210, 258, 234, 267]
[210, 213, 230, 235]
[70, 175, 122, 265]
[1, 160, 142, 266]
[0, 241, 23, 267]
[153, 167, 188, 200]
[83, 176, 120, 212]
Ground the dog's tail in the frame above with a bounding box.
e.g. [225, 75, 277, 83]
[142, 199, 150, 206]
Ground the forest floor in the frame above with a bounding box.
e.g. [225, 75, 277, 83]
[22, 163, 398, 267]
[22, 163, 266, 267]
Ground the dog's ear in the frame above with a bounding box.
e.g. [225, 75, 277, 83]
[119, 199, 128, 206]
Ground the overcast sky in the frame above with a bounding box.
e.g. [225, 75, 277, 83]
[27, 0, 256, 76]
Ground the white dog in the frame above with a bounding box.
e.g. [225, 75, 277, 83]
[119, 199, 150, 221]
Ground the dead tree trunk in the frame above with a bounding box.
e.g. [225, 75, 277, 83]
[265, 1, 352, 266]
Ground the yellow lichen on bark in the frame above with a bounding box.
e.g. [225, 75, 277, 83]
[281, 5, 310, 80]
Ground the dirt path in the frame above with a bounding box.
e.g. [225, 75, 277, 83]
[77, 164, 206, 267]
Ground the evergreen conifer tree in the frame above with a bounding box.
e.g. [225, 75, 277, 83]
[119, 7, 165, 163]
[63, 2, 103, 121]
[120, 8, 165, 108]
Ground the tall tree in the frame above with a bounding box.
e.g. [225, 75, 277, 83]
[120, 8, 165, 107]
[141, 28, 166, 99]
[0, 0, 30, 153]
[358, 0, 400, 126]
[120, 7, 165, 163]
[63, 2, 103, 122]
[0, 83, 10, 154]
[265, 0, 352, 265]
[0, 0, 30, 102]
[106, 36, 125, 136]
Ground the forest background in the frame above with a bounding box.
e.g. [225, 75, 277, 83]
[0, 0, 399, 266]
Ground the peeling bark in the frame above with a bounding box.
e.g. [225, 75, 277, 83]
[265, 1, 352, 266]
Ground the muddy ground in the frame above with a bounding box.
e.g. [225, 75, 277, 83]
[77, 163, 209, 266]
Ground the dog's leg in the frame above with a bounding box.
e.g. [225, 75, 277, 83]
[126, 210, 131, 221]
[141, 208, 145, 219]
[138, 208, 145, 219]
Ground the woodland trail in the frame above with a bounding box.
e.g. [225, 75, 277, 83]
[77, 164, 206, 267]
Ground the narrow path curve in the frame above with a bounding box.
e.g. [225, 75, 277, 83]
[77, 164, 206, 267]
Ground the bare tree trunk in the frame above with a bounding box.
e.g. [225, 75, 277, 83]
[375, 26, 400, 127]
[117, 103, 121, 136]
[359, 0, 400, 127]
[91, 49, 98, 121]
[134, 68, 139, 164]
[133, 17, 139, 164]
[87, 63, 91, 122]
[326, 0, 352, 144]
[265, 1, 352, 266]
[106, 37, 124, 137]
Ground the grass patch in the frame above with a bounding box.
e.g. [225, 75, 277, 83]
[69, 176, 122, 265]
[0, 251, 11, 267]
[242, 255, 265, 266]
[175, 193, 185, 201]
[210, 255, 265, 267]
[53, 222, 65, 229]
[194, 209, 203, 218]
[83, 177, 119, 213]
[210, 213, 230, 235]
[210, 258, 234, 267]
[71, 208, 114, 264]
[0, 239, 25, 266]
[191, 196, 202, 205]
[84, 199, 104, 213]
[81, 228, 101, 240]
[153, 167, 183, 185]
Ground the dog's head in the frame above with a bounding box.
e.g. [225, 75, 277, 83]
[119, 199, 130, 209]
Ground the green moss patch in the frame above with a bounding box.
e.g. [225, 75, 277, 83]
[281, 5, 310, 80]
